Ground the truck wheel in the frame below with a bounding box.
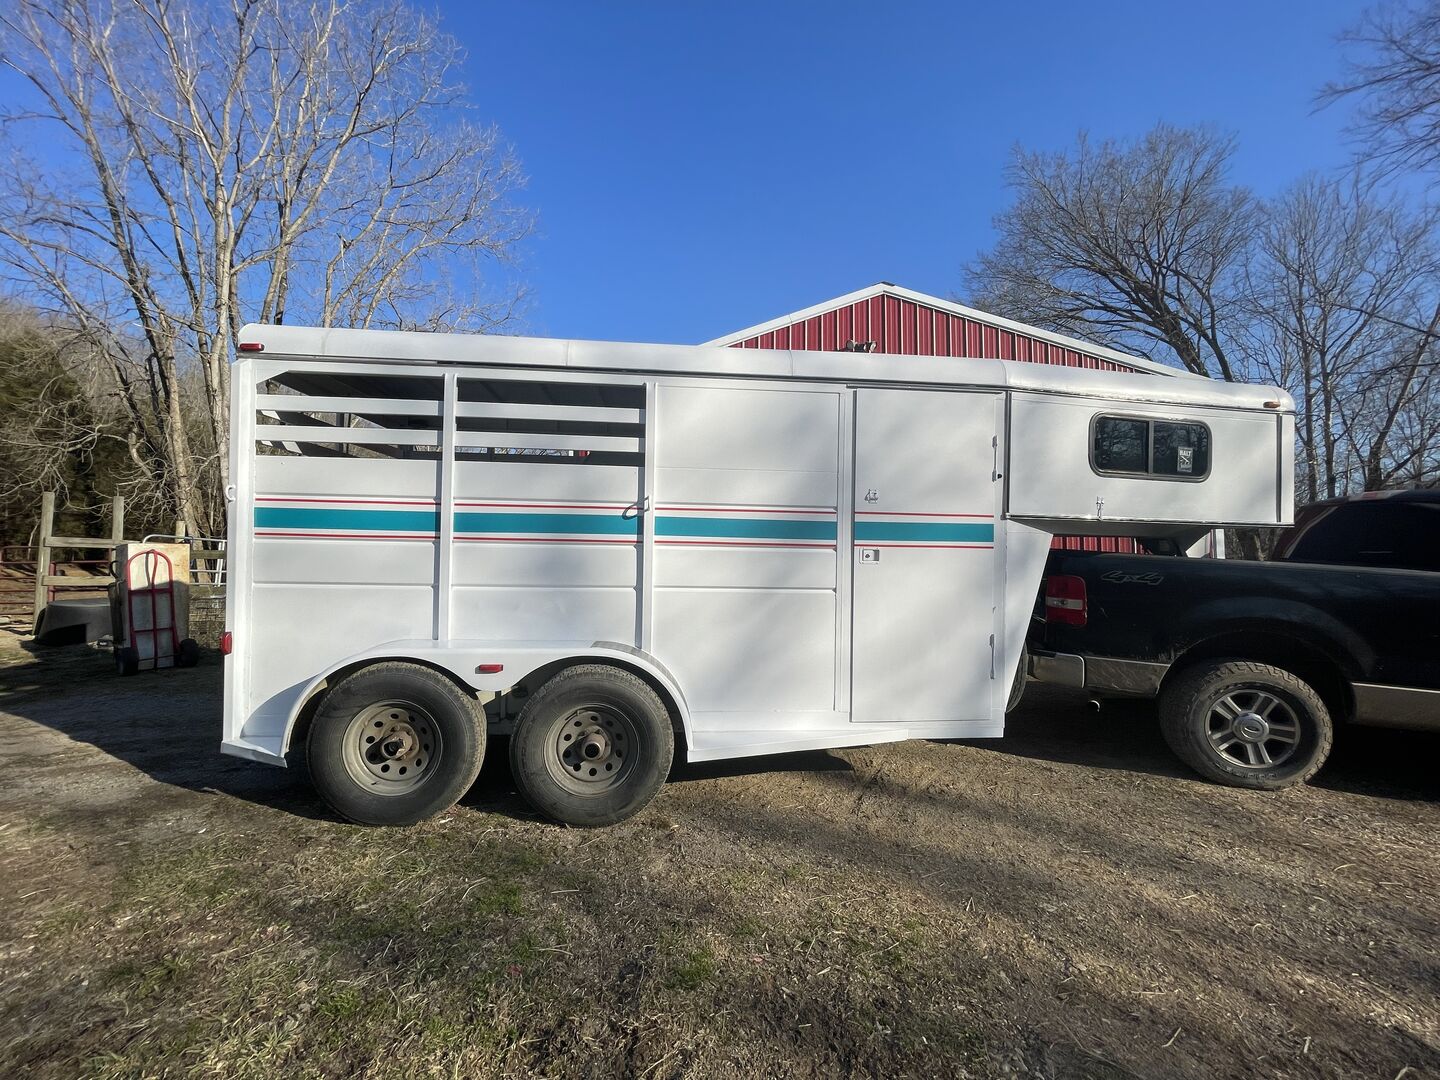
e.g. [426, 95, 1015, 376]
[307, 662, 485, 826]
[510, 664, 673, 827]
[1159, 660, 1333, 790]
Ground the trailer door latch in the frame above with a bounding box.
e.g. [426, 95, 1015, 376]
[858, 547, 880, 564]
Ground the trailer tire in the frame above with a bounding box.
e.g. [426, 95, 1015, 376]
[510, 664, 673, 827]
[1006, 644, 1029, 714]
[1159, 660, 1332, 790]
[306, 662, 485, 826]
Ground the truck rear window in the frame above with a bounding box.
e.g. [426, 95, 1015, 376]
[1275, 502, 1440, 572]
[1092, 416, 1210, 479]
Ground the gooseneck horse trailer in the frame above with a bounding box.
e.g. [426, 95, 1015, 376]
[223, 326, 1294, 825]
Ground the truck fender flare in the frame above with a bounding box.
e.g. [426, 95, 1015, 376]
[1168, 598, 1373, 678]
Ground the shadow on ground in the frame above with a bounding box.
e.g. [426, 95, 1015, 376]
[989, 682, 1440, 802]
[4, 642, 1435, 830]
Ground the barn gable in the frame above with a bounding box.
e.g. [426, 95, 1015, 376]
[704, 282, 1194, 380]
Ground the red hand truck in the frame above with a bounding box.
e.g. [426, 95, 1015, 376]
[114, 548, 200, 675]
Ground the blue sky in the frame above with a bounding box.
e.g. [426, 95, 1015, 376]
[454, 1, 1370, 344]
[0, 1, 1373, 345]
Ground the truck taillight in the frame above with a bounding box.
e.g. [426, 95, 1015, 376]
[1045, 575, 1087, 627]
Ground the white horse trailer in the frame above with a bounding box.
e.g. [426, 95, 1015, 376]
[223, 325, 1294, 825]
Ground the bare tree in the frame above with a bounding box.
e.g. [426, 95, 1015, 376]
[966, 125, 1257, 380]
[1246, 174, 1440, 499]
[0, 0, 530, 536]
[0, 302, 147, 543]
[1322, 0, 1440, 176]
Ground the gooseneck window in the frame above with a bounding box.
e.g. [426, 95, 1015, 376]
[1091, 415, 1211, 480]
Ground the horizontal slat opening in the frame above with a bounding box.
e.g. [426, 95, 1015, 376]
[454, 432, 641, 453]
[455, 401, 642, 424]
[256, 426, 439, 446]
[257, 394, 442, 418]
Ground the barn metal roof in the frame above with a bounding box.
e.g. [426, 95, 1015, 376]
[702, 282, 1203, 381]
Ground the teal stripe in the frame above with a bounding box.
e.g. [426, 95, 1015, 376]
[854, 520, 994, 544]
[455, 511, 638, 537]
[256, 505, 986, 544]
[255, 506, 438, 532]
[655, 516, 837, 541]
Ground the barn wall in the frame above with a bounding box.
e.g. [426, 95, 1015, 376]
[728, 293, 1139, 373]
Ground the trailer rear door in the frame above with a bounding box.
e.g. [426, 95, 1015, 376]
[851, 388, 1003, 723]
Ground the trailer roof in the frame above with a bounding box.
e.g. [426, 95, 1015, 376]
[237, 324, 1293, 413]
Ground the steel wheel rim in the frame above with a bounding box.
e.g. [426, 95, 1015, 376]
[1205, 688, 1301, 769]
[544, 703, 638, 796]
[341, 701, 441, 796]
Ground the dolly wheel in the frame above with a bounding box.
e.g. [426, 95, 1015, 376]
[176, 638, 201, 668]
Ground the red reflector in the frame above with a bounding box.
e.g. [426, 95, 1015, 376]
[475, 663, 504, 674]
[238, 342, 264, 352]
[220, 631, 233, 655]
[1044, 575, 1088, 627]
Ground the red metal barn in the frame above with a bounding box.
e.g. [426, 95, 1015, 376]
[703, 283, 1217, 555]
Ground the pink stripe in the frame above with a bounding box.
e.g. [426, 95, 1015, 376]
[456, 536, 637, 545]
[454, 500, 633, 511]
[854, 511, 993, 518]
[657, 539, 836, 548]
[855, 543, 994, 550]
[255, 496, 436, 507]
[256, 531, 436, 540]
[657, 504, 837, 516]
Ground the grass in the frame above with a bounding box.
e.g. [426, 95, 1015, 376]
[0, 807, 1002, 1080]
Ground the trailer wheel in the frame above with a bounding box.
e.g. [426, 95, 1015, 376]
[306, 662, 485, 826]
[1159, 660, 1332, 790]
[1006, 644, 1029, 714]
[510, 665, 673, 827]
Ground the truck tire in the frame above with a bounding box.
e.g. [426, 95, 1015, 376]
[510, 664, 673, 827]
[1159, 660, 1333, 790]
[307, 662, 485, 826]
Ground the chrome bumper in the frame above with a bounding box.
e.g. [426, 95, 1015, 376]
[1028, 651, 1168, 697]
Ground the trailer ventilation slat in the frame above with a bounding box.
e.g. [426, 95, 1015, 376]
[255, 370, 646, 466]
[454, 377, 645, 466]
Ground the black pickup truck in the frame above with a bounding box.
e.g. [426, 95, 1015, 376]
[1027, 490, 1440, 789]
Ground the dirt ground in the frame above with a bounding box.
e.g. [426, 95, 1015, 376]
[0, 632, 1436, 1079]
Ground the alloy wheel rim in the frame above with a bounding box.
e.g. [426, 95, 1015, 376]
[1205, 689, 1301, 769]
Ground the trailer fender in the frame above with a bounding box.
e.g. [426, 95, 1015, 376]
[280, 640, 693, 761]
